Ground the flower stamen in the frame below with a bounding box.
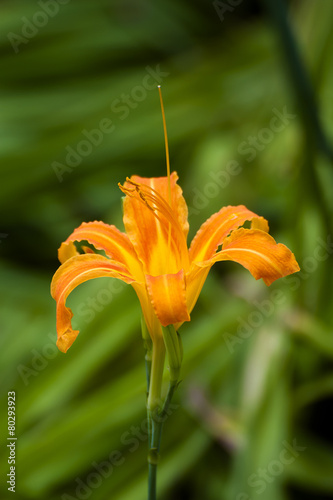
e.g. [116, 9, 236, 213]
[158, 86, 171, 208]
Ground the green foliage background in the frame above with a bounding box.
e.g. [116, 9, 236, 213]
[1, 1, 333, 499]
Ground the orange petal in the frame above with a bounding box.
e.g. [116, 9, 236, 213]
[209, 228, 300, 285]
[145, 270, 190, 326]
[120, 173, 189, 275]
[58, 221, 143, 281]
[129, 172, 189, 239]
[51, 254, 135, 352]
[131, 281, 163, 341]
[189, 205, 269, 263]
[185, 264, 211, 317]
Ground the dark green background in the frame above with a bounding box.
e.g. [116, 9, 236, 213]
[1, 1, 333, 499]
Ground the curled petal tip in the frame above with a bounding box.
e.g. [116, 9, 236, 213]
[218, 228, 301, 286]
[58, 241, 79, 264]
[56, 329, 79, 353]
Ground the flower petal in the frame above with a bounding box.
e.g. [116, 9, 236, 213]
[131, 281, 162, 341]
[209, 228, 300, 285]
[58, 221, 143, 281]
[129, 172, 189, 239]
[185, 264, 211, 316]
[120, 173, 189, 275]
[145, 270, 190, 326]
[51, 254, 135, 352]
[59, 241, 79, 262]
[189, 205, 269, 263]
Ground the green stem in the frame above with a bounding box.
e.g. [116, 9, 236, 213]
[146, 328, 182, 500]
[142, 316, 153, 393]
[147, 337, 165, 414]
[148, 462, 157, 500]
[147, 337, 165, 500]
[145, 351, 152, 394]
[147, 417, 163, 500]
[161, 381, 178, 418]
[147, 380, 177, 500]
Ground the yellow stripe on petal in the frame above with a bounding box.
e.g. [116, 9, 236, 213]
[58, 221, 144, 282]
[145, 270, 190, 327]
[211, 228, 300, 285]
[51, 254, 135, 352]
[189, 205, 269, 263]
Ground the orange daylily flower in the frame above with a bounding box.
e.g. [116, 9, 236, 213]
[51, 172, 300, 352]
